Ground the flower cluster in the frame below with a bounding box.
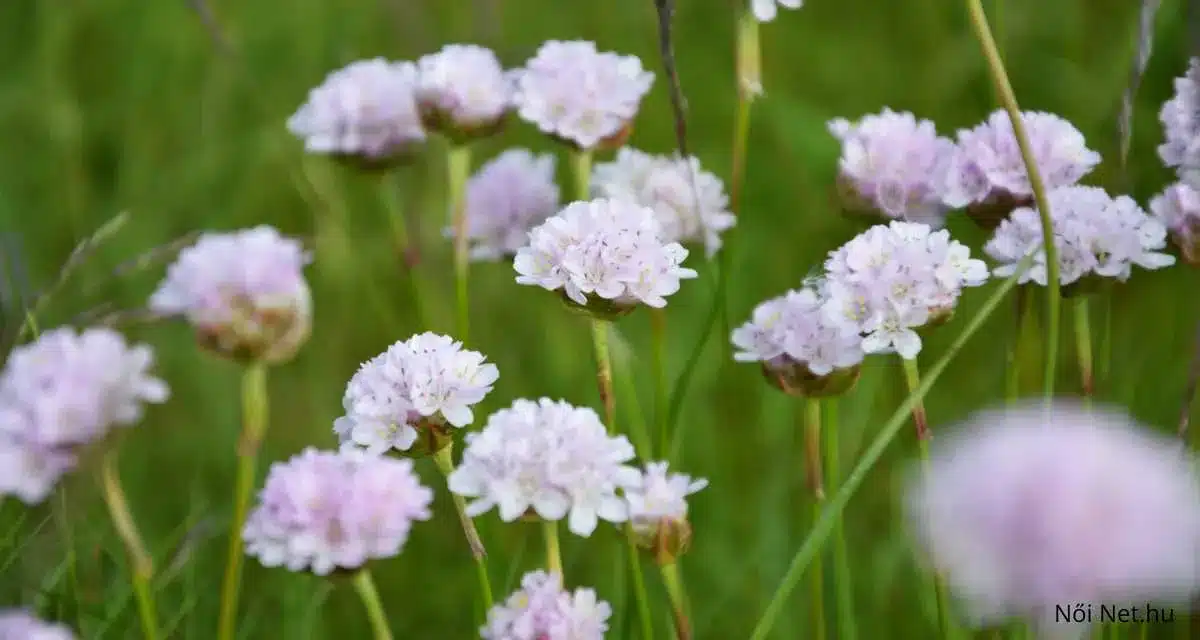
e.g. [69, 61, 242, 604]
[985, 186, 1175, 288]
[624, 462, 707, 563]
[481, 570, 611, 640]
[0, 611, 76, 640]
[828, 109, 956, 226]
[243, 448, 433, 576]
[823, 221, 989, 360]
[592, 147, 736, 257]
[751, 0, 803, 22]
[905, 401, 1200, 629]
[415, 44, 512, 140]
[459, 149, 561, 261]
[513, 40, 654, 150]
[150, 226, 312, 364]
[334, 333, 499, 457]
[1159, 59, 1200, 185]
[448, 398, 638, 537]
[513, 198, 698, 317]
[1150, 181, 1200, 264]
[0, 328, 168, 504]
[287, 58, 426, 164]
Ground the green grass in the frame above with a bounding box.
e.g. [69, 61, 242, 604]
[2, 0, 1199, 637]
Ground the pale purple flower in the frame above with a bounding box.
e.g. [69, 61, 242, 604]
[513, 198, 699, 313]
[1149, 181, 1200, 263]
[333, 333, 498, 455]
[456, 149, 560, 261]
[905, 401, 1200, 631]
[513, 41, 654, 150]
[287, 58, 426, 161]
[986, 186, 1176, 286]
[828, 109, 956, 226]
[592, 147, 736, 257]
[448, 398, 639, 537]
[622, 461, 707, 538]
[0, 610, 76, 640]
[731, 287, 864, 376]
[0, 328, 168, 504]
[415, 44, 512, 137]
[149, 225, 312, 364]
[751, 0, 802, 22]
[1159, 59, 1200, 185]
[243, 447, 433, 575]
[481, 570, 611, 640]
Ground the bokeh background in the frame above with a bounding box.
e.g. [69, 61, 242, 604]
[2, 0, 1199, 637]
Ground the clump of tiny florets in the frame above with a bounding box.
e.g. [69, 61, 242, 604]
[828, 109, 956, 226]
[822, 221, 989, 360]
[448, 398, 639, 537]
[1159, 58, 1200, 186]
[243, 447, 433, 576]
[150, 226, 312, 364]
[751, 0, 802, 22]
[0, 327, 168, 504]
[513, 41, 654, 150]
[592, 147, 736, 257]
[333, 332, 498, 457]
[481, 570, 612, 640]
[415, 44, 512, 142]
[905, 400, 1200, 633]
[985, 185, 1175, 292]
[457, 149, 560, 261]
[1150, 181, 1200, 265]
[0, 610, 76, 640]
[287, 58, 426, 168]
[623, 461, 708, 564]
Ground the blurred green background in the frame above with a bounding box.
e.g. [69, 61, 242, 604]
[2, 0, 1199, 637]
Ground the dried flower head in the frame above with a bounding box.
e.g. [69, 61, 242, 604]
[415, 44, 512, 142]
[150, 226, 312, 364]
[457, 149, 560, 261]
[513, 40, 654, 150]
[0, 610, 76, 640]
[828, 109, 956, 226]
[287, 58, 426, 168]
[448, 398, 639, 537]
[623, 461, 707, 564]
[481, 570, 612, 640]
[592, 147, 736, 257]
[822, 221, 989, 360]
[334, 333, 498, 457]
[243, 448, 433, 576]
[0, 328, 168, 504]
[751, 0, 803, 22]
[986, 186, 1175, 290]
[944, 110, 1100, 227]
[1159, 59, 1200, 185]
[1150, 181, 1200, 265]
[513, 198, 698, 319]
[905, 401, 1200, 631]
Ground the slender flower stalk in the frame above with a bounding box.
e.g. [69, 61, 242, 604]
[217, 362, 269, 640]
[661, 562, 692, 640]
[1005, 289, 1030, 402]
[100, 450, 158, 640]
[352, 570, 394, 640]
[377, 176, 427, 327]
[1074, 297, 1094, 400]
[448, 145, 472, 341]
[723, 10, 760, 356]
[542, 519, 563, 577]
[803, 399, 827, 640]
[824, 401, 857, 640]
[572, 150, 593, 203]
[965, 0, 1061, 399]
[653, 307, 669, 456]
[432, 445, 493, 610]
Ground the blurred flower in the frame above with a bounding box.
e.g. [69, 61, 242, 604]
[455, 149, 560, 261]
[1159, 59, 1200, 186]
[1150, 181, 1200, 265]
[905, 401, 1200, 630]
[481, 570, 612, 640]
[243, 447, 433, 576]
[415, 44, 512, 142]
[592, 147, 736, 257]
[513, 40, 653, 150]
[0, 610, 76, 640]
[828, 109, 956, 226]
[150, 226, 312, 364]
[751, 0, 802, 22]
[822, 221, 989, 360]
[986, 185, 1175, 290]
[448, 397, 639, 537]
[944, 110, 1100, 227]
[513, 198, 698, 319]
[287, 58, 427, 167]
[334, 332, 498, 457]
[0, 327, 168, 505]
[623, 461, 707, 564]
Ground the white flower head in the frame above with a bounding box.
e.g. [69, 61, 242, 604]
[0, 610, 77, 640]
[592, 148, 736, 257]
[287, 58, 426, 165]
[623, 462, 708, 561]
[416, 44, 512, 140]
[455, 149, 561, 261]
[823, 221, 989, 360]
[986, 186, 1176, 287]
[513, 40, 654, 150]
[1159, 59, 1200, 186]
[513, 198, 699, 317]
[448, 398, 639, 537]
[481, 570, 612, 640]
[334, 333, 499, 457]
[751, 0, 803, 22]
[1150, 181, 1200, 264]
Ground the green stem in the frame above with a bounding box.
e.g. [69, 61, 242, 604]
[661, 562, 692, 640]
[1097, 289, 1112, 397]
[824, 400, 858, 640]
[747, 254, 1033, 640]
[217, 362, 269, 640]
[966, 0, 1061, 400]
[432, 445, 493, 612]
[543, 519, 562, 576]
[100, 450, 158, 640]
[1074, 296, 1093, 400]
[652, 307, 669, 458]
[591, 319, 616, 435]
[1005, 288, 1028, 402]
[723, 10, 758, 362]
[352, 570, 394, 640]
[803, 399, 826, 640]
[571, 149, 593, 201]
[377, 174, 427, 329]
[448, 145, 472, 342]
[625, 525, 655, 640]
[55, 489, 81, 630]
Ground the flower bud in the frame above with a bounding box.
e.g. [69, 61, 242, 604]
[635, 516, 694, 566]
[763, 360, 861, 398]
[401, 416, 455, 458]
[195, 289, 312, 365]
